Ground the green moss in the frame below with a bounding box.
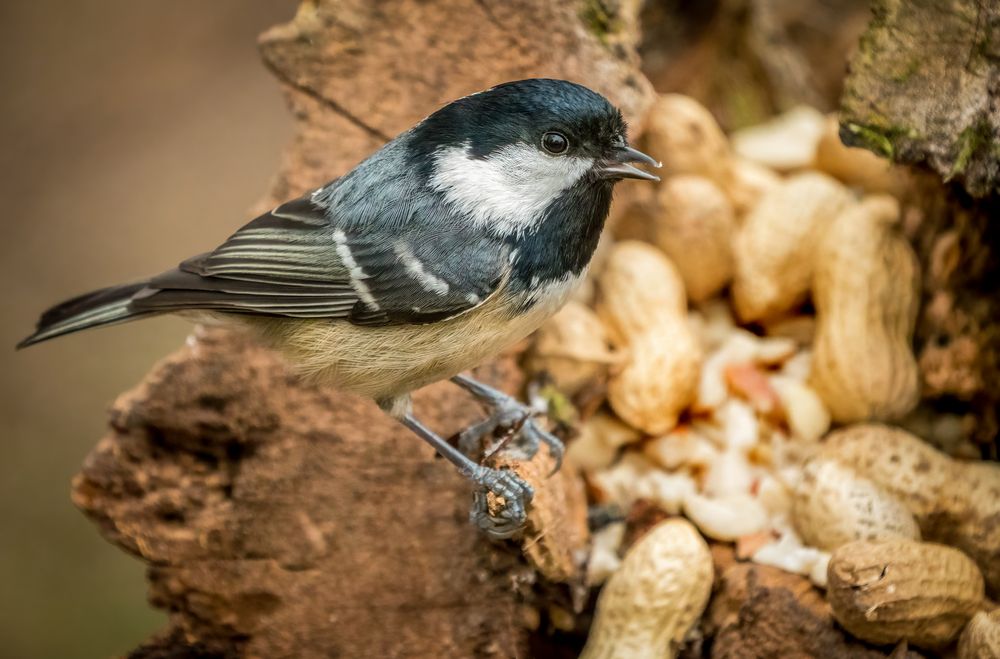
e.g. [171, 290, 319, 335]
[948, 119, 996, 179]
[842, 121, 921, 162]
[843, 122, 898, 160]
[536, 383, 578, 428]
[579, 0, 620, 44]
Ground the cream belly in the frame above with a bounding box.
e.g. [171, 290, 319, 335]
[234, 274, 582, 405]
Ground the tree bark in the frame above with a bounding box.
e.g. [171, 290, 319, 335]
[70, 1, 653, 656]
[840, 0, 1000, 198]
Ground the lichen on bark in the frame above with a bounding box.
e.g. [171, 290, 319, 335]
[840, 0, 1000, 197]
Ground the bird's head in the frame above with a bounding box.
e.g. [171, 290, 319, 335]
[409, 78, 659, 237]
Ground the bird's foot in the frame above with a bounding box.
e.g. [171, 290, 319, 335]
[467, 465, 534, 539]
[452, 375, 564, 474]
[400, 412, 534, 539]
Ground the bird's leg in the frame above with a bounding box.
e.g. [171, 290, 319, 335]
[399, 413, 534, 539]
[450, 374, 564, 474]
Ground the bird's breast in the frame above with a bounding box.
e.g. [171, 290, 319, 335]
[240, 271, 585, 401]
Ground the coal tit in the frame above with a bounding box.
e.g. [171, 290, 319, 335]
[19, 78, 660, 537]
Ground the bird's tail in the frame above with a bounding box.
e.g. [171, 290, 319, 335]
[17, 281, 154, 349]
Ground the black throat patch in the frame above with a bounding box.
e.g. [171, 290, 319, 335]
[507, 178, 614, 297]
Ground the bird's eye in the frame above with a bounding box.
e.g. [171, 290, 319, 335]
[541, 131, 569, 155]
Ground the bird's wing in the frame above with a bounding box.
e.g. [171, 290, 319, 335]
[132, 194, 509, 325]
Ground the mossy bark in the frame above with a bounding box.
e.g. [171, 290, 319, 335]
[841, 0, 1000, 197]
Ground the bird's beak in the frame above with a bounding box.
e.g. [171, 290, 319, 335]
[598, 146, 662, 182]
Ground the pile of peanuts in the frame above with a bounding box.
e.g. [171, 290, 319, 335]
[527, 96, 1000, 657]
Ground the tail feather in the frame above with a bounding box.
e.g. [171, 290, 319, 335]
[17, 281, 153, 349]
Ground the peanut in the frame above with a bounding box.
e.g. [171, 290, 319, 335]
[528, 301, 619, 395]
[818, 424, 1000, 595]
[695, 329, 795, 411]
[731, 172, 853, 322]
[646, 176, 736, 302]
[587, 521, 626, 586]
[682, 492, 768, 542]
[643, 426, 719, 472]
[958, 610, 1000, 659]
[703, 448, 755, 498]
[827, 539, 985, 648]
[792, 457, 921, 551]
[769, 375, 830, 442]
[642, 94, 732, 188]
[581, 518, 713, 659]
[717, 399, 759, 451]
[726, 158, 782, 216]
[810, 196, 921, 422]
[688, 299, 736, 352]
[730, 105, 826, 172]
[596, 242, 701, 434]
[566, 412, 640, 472]
[751, 532, 831, 587]
[591, 453, 696, 515]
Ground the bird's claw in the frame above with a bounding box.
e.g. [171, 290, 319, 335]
[469, 467, 534, 539]
[459, 391, 564, 475]
[521, 417, 564, 476]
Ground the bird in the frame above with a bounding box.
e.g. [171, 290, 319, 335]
[18, 78, 660, 538]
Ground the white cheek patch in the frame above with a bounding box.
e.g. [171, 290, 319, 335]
[429, 142, 593, 237]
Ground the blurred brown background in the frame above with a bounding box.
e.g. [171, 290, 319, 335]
[0, 2, 293, 656]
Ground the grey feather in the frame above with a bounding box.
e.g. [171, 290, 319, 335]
[128, 141, 511, 324]
[17, 281, 153, 347]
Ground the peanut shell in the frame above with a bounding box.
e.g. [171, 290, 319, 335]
[732, 172, 853, 322]
[810, 196, 921, 422]
[581, 518, 713, 659]
[819, 424, 1000, 595]
[827, 539, 984, 648]
[958, 609, 1000, 659]
[792, 457, 920, 551]
[649, 176, 736, 302]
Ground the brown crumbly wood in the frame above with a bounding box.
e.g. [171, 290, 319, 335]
[73, 328, 541, 657]
[904, 179, 1000, 452]
[489, 450, 590, 587]
[638, 0, 871, 129]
